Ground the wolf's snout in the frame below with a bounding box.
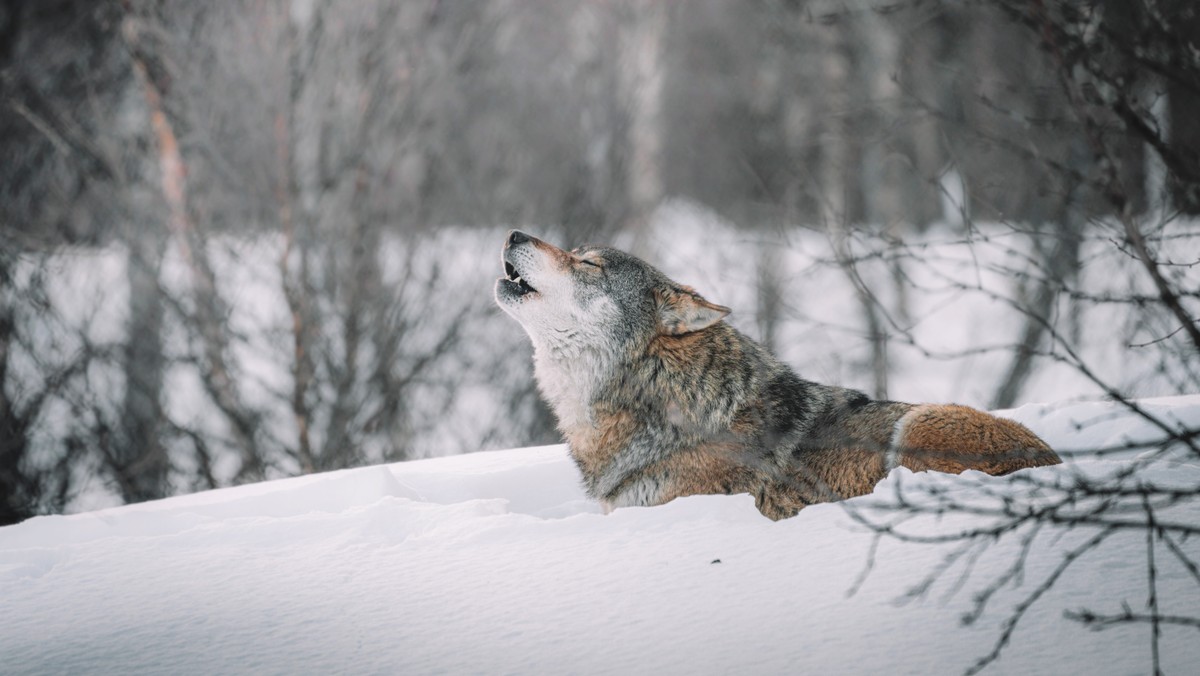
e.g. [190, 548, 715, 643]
[507, 230, 531, 248]
[497, 230, 540, 300]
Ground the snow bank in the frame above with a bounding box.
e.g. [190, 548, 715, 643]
[3, 397, 1198, 674]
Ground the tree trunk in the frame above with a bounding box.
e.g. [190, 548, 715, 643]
[0, 251, 34, 525]
[820, 14, 890, 399]
[121, 6, 264, 481]
[1167, 80, 1200, 214]
[991, 212, 1083, 409]
[115, 228, 169, 501]
[756, 241, 782, 354]
[619, 0, 666, 254]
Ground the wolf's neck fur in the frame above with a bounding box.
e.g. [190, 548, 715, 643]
[531, 337, 619, 431]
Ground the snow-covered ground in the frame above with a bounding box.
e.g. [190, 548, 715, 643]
[3, 396, 1198, 674]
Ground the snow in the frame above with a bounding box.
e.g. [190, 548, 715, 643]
[3, 397, 1198, 674]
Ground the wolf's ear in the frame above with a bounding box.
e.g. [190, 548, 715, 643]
[657, 286, 730, 335]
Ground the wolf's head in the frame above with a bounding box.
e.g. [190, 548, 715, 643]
[494, 230, 730, 357]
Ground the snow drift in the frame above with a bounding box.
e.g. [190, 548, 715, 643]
[2, 397, 1199, 674]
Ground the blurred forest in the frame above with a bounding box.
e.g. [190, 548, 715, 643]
[1, 0, 1198, 524]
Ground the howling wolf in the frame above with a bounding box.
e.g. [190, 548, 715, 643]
[494, 230, 1060, 519]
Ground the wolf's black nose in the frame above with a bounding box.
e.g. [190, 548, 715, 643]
[507, 230, 530, 247]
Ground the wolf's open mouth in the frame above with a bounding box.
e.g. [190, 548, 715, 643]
[505, 261, 537, 295]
